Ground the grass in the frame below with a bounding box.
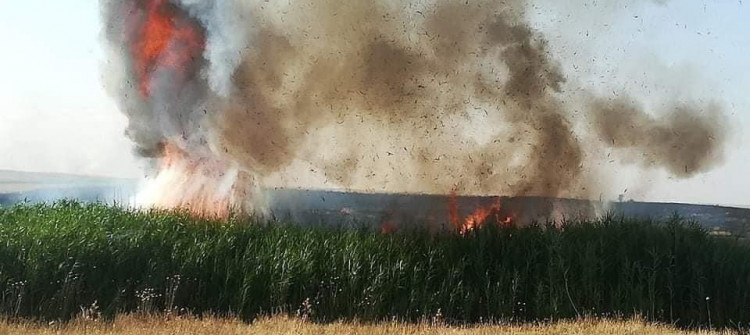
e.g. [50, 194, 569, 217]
[1, 201, 750, 329]
[0, 315, 737, 335]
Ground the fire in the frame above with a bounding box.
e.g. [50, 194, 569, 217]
[137, 142, 238, 219]
[448, 191, 513, 234]
[124, 1, 239, 218]
[380, 221, 396, 234]
[131, 0, 205, 97]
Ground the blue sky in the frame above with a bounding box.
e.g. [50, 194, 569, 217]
[0, 0, 747, 206]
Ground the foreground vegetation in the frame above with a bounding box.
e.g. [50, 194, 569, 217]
[0, 315, 736, 335]
[1, 201, 750, 329]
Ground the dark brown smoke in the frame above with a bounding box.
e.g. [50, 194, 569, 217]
[101, 0, 732, 215]
[591, 97, 728, 176]
[215, 0, 594, 198]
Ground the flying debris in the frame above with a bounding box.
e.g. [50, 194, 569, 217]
[101, 0, 729, 223]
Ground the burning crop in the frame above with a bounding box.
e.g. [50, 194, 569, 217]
[448, 192, 513, 234]
[135, 142, 236, 218]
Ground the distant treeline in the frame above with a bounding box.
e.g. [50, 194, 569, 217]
[0, 201, 749, 329]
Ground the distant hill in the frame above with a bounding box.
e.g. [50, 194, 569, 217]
[263, 189, 750, 235]
[0, 170, 135, 193]
[0, 172, 748, 236]
[0, 170, 136, 205]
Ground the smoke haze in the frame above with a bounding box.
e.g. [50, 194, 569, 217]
[100, 0, 732, 214]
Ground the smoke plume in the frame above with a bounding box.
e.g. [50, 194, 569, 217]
[590, 97, 727, 176]
[100, 0, 731, 216]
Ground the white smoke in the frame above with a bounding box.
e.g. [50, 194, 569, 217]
[175, 0, 253, 97]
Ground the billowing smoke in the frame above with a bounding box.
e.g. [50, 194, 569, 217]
[100, 0, 730, 217]
[101, 0, 263, 215]
[590, 97, 727, 177]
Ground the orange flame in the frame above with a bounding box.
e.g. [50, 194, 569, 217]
[448, 192, 513, 234]
[131, 0, 205, 97]
[380, 221, 396, 234]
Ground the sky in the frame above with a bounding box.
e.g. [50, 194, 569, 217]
[530, 0, 750, 206]
[0, 0, 747, 206]
[0, 1, 142, 178]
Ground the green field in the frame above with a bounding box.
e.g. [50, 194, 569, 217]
[0, 201, 749, 328]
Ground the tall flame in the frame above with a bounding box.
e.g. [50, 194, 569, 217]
[123, 0, 248, 218]
[136, 142, 243, 219]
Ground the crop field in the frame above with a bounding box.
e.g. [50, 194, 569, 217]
[1, 201, 750, 331]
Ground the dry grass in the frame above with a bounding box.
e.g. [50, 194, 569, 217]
[0, 315, 735, 335]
